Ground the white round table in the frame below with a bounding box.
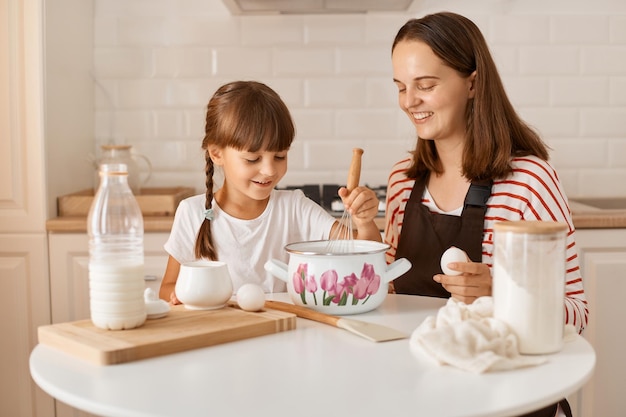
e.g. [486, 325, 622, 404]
[30, 294, 595, 417]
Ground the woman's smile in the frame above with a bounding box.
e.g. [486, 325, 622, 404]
[412, 111, 434, 123]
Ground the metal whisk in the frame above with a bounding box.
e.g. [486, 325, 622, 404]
[326, 148, 363, 254]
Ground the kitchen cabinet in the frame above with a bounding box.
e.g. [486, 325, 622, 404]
[0, 0, 53, 415]
[48, 233, 169, 323]
[2, 0, 94, 414]
[569, 228, 626, 417]
[47, 232, 169, 417]
[2, 0, 98, 414]
[0, 235, 53, 416]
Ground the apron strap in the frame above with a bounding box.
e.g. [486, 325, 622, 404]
[392, 175, 492, 297]
[464, 180, 492, 209]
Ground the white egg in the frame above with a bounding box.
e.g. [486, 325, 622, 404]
[440, 246, 469, 276]
[236, 284, 266, 312]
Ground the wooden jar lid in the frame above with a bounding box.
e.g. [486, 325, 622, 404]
[493, 220, 567, 234]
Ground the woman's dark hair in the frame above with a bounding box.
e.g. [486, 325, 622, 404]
[194, 81, 295, 259]
[392, 12, 549, 180]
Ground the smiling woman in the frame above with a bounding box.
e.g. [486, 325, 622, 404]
[384, 12, 586, 417]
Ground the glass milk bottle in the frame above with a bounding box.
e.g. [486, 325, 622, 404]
[492, 221, 567, 354]
[87, 163, 147, 330]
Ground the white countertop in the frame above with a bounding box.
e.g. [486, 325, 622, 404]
[30, 294, 595, 417]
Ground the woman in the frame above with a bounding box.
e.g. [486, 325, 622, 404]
[385, 13, 586, 416]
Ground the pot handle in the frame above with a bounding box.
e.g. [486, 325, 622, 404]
[264, 259, 289, 282]
[383, 258, 411, 283]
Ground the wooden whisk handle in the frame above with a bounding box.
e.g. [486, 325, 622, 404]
[346, 148, 364, 192]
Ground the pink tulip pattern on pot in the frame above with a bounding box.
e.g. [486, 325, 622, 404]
[264, 240, 411, 315]
[292, 262, 381, 306]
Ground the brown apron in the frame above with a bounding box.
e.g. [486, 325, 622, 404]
[391, 173, 571, 417]
[392, 173, 491, 297]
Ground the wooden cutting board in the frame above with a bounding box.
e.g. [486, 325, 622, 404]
[37, 305, 296, 365]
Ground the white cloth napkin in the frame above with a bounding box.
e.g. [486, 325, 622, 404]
[410, 296, 557, 373]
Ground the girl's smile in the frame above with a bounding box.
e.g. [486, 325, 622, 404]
[210, 146, 288, 219]
[251, 179, 275, 189]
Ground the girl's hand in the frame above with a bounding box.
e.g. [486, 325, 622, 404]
[169, 292, 182, 305]
[159, 256, 183, 303]
[337, 186, 382, 242]
[433, 261, 492, 304]
[338, 186, 379, 224]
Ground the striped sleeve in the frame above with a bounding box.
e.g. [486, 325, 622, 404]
[384, 158, 415, 264]
[484, 156, 588, 333]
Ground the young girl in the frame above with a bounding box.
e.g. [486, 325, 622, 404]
[160, 81, 381, 303]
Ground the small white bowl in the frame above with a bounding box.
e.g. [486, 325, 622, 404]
[175, 260, 233, 310]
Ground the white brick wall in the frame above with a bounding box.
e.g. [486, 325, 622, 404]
[93, 0, 626, 197]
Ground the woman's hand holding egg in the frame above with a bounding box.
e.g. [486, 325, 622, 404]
[440, 246, 469, 276]
[435, 246, 492, 304]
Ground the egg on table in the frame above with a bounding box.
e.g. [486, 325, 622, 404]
[440, 246, 470, 276]
[236, 283, 266, 312]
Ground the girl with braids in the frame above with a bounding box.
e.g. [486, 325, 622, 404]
[159, 81, 381, 303]
[385, 13, 585, 416]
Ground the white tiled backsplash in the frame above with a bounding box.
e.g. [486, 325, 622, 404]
[93, 0, 626, 197]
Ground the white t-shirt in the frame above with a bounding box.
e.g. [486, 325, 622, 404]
[165, 189, 336, 293]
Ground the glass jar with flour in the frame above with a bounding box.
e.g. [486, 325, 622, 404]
[492, 220, 568, 355]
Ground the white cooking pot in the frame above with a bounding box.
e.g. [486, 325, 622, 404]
[264, 240, 411, 315]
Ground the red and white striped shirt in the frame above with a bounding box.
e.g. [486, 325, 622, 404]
[384, 155, 588, 333]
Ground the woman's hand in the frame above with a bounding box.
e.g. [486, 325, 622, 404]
[433, 261, 492, 304]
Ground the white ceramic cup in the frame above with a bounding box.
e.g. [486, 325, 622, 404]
[175, 260, 233, 310]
